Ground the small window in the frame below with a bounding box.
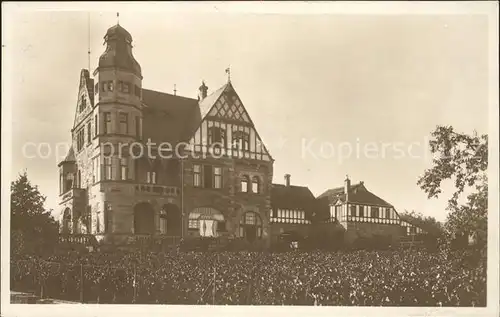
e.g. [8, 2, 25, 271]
[87, 122, 92, 144]
[103, 112, 112, 134]
[101, 82, 107, 92]
[386, 208, 391, 219]
[252, 176, 260, 193]
[95, 83, 99, 95]
[193, 164, 202, 187]
[120, 158, 128, 180]
[108, 81, 114, 92]
[119, 113, 128, 134]
[359, 205, 364, 217]
[214, 167, 222, 189]
[103, 157, 112, 180]
[241, 175, 249, 193]
[94, 114, 98, 136]
[371, 206, 379, 218]
[123, 82, 130, 93]
[147, 171, 157, 184]
[350, 205, 356, 217]
[135, 85, 141, 97]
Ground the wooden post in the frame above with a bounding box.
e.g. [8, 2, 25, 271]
[80, 263, 84, 303]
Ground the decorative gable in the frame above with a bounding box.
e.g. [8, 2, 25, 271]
[188, 82, 272, 162]
[73, 69, 94, 130]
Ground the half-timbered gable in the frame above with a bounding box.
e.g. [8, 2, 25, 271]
[188, 82, 272, 162]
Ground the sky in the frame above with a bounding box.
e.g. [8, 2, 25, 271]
[3, 5, 493, 222]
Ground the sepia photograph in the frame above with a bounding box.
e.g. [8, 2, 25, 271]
[1, 2, 499, 317]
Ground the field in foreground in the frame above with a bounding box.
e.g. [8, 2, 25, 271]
[11, 249, 486, 306]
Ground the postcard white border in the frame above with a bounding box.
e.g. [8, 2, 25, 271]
[1, 2, 499, 317]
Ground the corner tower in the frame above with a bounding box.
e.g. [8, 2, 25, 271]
[90, 22, 144, 238]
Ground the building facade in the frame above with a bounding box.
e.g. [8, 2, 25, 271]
[58, 23, 273, 247]
[58, 22, 427, 249]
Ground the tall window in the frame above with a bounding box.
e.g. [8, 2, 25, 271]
[359, 205, 364, 217]
[193, 164, 201, 187]
[252, 176, 260, 193]
[95, 83, 99, 95]
[371, 206, 379, 218]
[120, 158, 128, 180]
[241, 175, 249, 192]
[87, 122, 92, 144]
[214, 167, 222, 189]
[386, 208, 392, 219]
[77, 129, 85, 151]
[119, 113, 128, 134]
[135, 85, 141, 97]
[160, 209, 167, 234]
[77, 170, 82, 188]
[94, 114, 98, 136]
[103, 112, 112, 134]
[103, 157, 113, 180]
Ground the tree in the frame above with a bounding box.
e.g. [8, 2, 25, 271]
[417, 126, 487, 247]
[11, 171, 59, 255]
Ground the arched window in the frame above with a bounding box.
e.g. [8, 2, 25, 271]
[62, 208, 72, 234]
[239, 211, 263, 242]
[241, 175, 249, 193]
[65, 173, 74, 191]
[251, 176, 260, 193]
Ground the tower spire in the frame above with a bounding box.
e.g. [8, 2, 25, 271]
[87, 12, 91, 72]
[174, 84, 177, 96]
[117, 12, 120, 25]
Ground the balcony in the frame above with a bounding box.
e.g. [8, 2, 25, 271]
[134, 184, 180, 196]
[60, 188, 87, 204]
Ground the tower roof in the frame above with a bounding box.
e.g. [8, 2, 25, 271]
[98, 23, 142, 77]
[58, 146, 76, 167]
[105, 24, 133, 43]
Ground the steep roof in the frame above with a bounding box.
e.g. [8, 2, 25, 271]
[198, 82, 229, 119]
[141, 89, 200, 145]
[318, 182, 393, 207]
[271, 183, 316, 211]
[58, 146, 76, 167]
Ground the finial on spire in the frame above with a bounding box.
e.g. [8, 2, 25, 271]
[117, 12, 120, 25]
[174, 84, 177, 96]
[225, 66, 231, 83]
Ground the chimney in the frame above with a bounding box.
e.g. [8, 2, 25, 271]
[284, 174, 291, 187]
[198, 81, 208, 101]
[344, 175, 351, 201]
